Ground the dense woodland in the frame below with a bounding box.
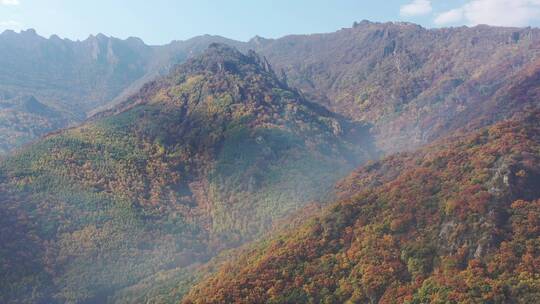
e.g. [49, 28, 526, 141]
[184, 111, 540, 303]
[0, 44, 374, 303]
[0, 21, 539, 304]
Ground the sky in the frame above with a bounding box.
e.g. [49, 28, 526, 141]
[1, 0, 540, 45]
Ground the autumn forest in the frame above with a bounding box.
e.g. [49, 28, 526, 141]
[0, 11, 539, 304]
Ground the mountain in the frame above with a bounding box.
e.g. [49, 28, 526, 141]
[0, 44, 376, 303]
[0, 29, 240, 154]
[3, 22, 540, 156]
[252, 21, 540, 152]
[183, 110, 540, 303]
[2, 22, 540, 303]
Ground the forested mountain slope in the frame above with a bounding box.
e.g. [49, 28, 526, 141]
[0, 95, 72, 153]
[253, 21, 540, 152]
[3, 22, 540, 303]
[0, 44, 375, 303]
[184, 110, 540, 304]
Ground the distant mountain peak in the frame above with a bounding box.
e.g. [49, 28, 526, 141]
[0, 28, 45, 44]
[49, 34, 62, 40]
[20, 28, 38, 36]
[0, 29, 16, 36]
[248, 35, 272, 46]
[352, 19, 374, 27]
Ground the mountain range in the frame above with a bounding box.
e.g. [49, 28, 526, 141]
[0, 21, 539, 304]
[2, 21, 540, 155]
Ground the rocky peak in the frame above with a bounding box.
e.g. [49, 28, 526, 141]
[0, 28, 45, 47]
[248, 35, 272, 47]
[20, 28, 38, 37]
[174, 43, 280, 81]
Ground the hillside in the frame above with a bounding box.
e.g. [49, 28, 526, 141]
[0, 29, 239, 154]
[3, 22, 540, 303]
[0, 95, 72, 154]
[183, 110, 540, 303]
[0, 44, 376, 303]
[253, 21, 540, 152]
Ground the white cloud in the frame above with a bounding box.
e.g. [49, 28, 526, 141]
[400, 0, 433, 17]
[0, 0, 20, 5]
[435, 0, 540, 27]
[435, 8, 465, 25]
